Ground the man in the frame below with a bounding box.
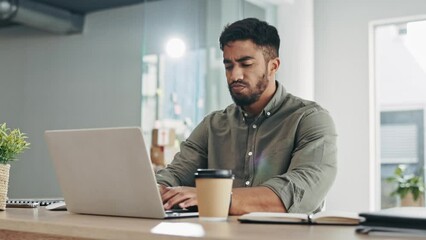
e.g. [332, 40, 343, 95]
[156, 18, 337, 214]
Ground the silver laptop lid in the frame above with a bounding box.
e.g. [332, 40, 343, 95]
[45, 127, 168, 219]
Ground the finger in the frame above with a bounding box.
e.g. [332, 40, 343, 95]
[161, 186, 182, 203]
[157, 184, 168, 195]
[164, 187, 196, 209]
[163, 188, 189, 209]
[179, 198, 198, 209]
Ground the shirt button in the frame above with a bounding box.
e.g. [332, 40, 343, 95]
[244, 113, 248, 117]
[252, 124, 257, 129]
[266, 112, 271, 116]
[245, 181, 250, 186]
[248, 152, 253, 156]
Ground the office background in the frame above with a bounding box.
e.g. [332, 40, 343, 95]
[1, 0, 426, 213]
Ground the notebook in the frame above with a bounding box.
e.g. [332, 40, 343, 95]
[356, 207, 426, 237]
[45, 127, 198, 219]
[238, 211, 361, 225]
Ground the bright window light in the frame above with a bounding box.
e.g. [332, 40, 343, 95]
[165, 38, 186, 58]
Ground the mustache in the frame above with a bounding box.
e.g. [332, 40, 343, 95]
[229, 80, 248, 87]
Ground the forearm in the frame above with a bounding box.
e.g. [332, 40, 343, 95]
[229, 186, 287, 215]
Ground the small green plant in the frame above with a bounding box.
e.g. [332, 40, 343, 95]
[0, 123, 30, 164]
[386, 164, 424, 201]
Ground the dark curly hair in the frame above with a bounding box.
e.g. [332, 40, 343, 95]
[219, 18, 280, 61]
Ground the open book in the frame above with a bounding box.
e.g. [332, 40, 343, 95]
[238, 211, 361, 225]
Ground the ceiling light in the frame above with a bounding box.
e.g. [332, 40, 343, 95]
[165, 38, 186, 58]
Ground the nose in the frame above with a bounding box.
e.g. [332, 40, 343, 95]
[228, 66, 243, 82]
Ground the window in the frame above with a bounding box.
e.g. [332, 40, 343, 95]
[372, 17, 426, 209]
[380, 109, 424, 208]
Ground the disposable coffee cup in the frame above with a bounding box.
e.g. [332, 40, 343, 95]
[195, 169, 234, 221]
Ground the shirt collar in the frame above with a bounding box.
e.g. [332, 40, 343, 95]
[240, 80, 287, 119]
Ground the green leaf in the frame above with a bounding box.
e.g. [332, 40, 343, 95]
[0, 122, 30, 164]
[387, 165, 425, 200]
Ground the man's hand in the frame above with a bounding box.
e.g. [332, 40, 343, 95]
[157, 185, 286, 214]
[158, 185, 197, 210]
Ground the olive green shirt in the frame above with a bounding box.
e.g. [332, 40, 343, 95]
[156, 81, 337, 213]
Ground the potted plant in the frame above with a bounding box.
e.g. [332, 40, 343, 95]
[0, 123, 30, 210]
[386, 164, 425, 207]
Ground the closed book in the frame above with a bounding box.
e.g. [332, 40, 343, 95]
[357, 207, 426, 237]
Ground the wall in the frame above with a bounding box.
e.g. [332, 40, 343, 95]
[276, 0, 314, 101]
[0, 4, 145, 198]
[314, 0, 426, 212]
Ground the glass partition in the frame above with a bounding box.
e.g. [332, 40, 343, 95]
[140, 0, 277, 151]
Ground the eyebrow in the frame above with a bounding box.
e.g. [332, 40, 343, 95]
[223, 56, 255, 64]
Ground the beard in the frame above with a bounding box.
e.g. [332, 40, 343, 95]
[228, 73, 269, 107]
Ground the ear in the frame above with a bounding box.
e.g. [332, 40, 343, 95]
[268, 57, 280, 76]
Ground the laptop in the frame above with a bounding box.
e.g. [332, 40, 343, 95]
[45, 127, 198, 219]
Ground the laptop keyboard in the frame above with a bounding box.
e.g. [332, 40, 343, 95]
[165, 206, 199, 218]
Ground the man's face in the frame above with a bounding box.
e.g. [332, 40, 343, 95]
[222, 40, 272, 107]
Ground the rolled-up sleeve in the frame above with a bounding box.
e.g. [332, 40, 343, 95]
[260, 108, 337, 213]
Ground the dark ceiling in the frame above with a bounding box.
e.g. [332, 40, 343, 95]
[0, 0, 158, 29]
[32, 0, 157, 14]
